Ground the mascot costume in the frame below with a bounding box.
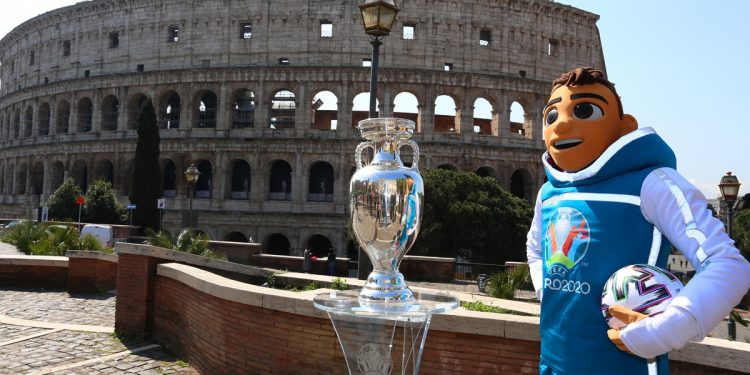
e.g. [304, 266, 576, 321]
[526, 67, 750, 374]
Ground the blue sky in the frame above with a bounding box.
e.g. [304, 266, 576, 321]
[558, 1, 749, 198]
[2, 1, 747, 198]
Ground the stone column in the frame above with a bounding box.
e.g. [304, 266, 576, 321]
[217, 82, 230, 131]
[338, 80, 352, 137]
[459, 94, 474, 134]
[295, 83, 310, 130]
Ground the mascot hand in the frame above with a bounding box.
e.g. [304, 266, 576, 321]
[607, 306, 648, 354]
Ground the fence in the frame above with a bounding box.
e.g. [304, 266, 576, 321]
[454, 262, 505, 281]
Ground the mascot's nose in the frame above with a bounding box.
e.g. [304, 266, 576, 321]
[553, 117, 573, 134]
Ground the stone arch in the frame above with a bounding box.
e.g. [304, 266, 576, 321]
[126, 93, 149, 130]
[434, 94, 458, 133]
[231, 89, 255, 129]
[24, 105, 33, 137]
[195, 90, 218, 128]
[17, 163, 27, 195]
[269, 160, 292, 201]
[55, 99, 70, 134]
[161, 159, 177, 197]
[72, 159, 88, 192]
[224, 231, 248, 242]
[37, 102, 51, 136]
[77, 97, 93, 132]
[229, 159, 251, 200]
[265, 233, 291, 255]
[306, 234, 333, 258]
[393, 91, 419, 128]
[6, 164, 14, 194]
[510, 168, 533, 202]
[31, 161, 44, 195]
[100, 94, 119, 131]
[159, 91, 181, 129]
[193, 159, 213, 198]
[352, 92, 378, 126]
[473, 97, 493, 135]
[510, 100, 528, 136]
[475, 166, 497, 179]
[311, 90, 338, 130]
[269, 89, 296, 129]
[308, 161, 334, 202]
[11, 108, 20, 139]
[94, 159, 115, 185]
[51, 161, 65, 192]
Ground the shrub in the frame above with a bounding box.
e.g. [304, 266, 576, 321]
[0, 220, 47, 254]
[84, 179, 126, 224]
[330, 277, 349, 290]
[46, 178, 84, 222]
[145, 228, 224, 259]
[461, 301, 512, 314]
[3, 221, 109, 256]
[486, 265, 530, 300]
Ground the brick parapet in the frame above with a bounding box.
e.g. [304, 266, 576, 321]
[66, 251, 118, 293]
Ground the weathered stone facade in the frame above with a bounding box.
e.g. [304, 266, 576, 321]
[0, 0, 604, 257]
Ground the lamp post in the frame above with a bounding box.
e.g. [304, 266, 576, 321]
[357, 0, 400, 280]
[718, 171, 741, 340]
[184, 164, 200, 229]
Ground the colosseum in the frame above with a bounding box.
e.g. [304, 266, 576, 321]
[0, 0, 604, 259]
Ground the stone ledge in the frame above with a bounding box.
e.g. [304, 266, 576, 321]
[116, 242, 275, 278]
[66, 250, 118, 263]
[0, 255, 68, 267]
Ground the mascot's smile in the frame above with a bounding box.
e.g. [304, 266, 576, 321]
[553, 138, 583, 150]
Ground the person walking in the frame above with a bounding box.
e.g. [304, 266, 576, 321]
[327, 248, 337, 276]
[303, 248, 312, 273]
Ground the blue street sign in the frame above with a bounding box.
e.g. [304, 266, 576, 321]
[127, 204, 136, 210]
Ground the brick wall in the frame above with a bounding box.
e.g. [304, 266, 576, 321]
[0, 265, 66, 288]
[67, 256, 117, 293]
[114, 253, 163, 337]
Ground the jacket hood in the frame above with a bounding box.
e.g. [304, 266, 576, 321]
[542, 127, 676, 187]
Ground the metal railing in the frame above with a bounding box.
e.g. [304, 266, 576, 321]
[454, 262, 505, 281]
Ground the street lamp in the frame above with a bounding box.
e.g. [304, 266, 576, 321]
[184, 164, 200, 229]
[718, 171, 741, 340]
[356, 0, 400, 280]
[359, 0, 400, 118]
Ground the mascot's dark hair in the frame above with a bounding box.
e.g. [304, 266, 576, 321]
[552, 66, 624, 119]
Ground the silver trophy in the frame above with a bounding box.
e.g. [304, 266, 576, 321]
[350, 118, 423, 307]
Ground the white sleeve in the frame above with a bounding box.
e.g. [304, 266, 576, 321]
[526, 189, 544, 301]
[620, 167, 750, 359]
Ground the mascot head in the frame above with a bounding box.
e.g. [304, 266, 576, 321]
[543, 67, 638, 172]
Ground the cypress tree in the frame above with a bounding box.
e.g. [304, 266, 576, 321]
[130, 98, 162, 233]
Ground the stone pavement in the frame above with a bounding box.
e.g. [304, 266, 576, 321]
[0, 288, 198, 375]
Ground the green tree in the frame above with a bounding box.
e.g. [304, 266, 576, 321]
[84, 179, 126, 224]
[410, 169, 533, 264]
[732, 210, 750, 261]
[46, 178, 84, 221]
[130, 98, 162, 233]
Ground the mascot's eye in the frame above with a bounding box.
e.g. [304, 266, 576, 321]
[545, 109, 558, 126]
[573, 103, 603, 120]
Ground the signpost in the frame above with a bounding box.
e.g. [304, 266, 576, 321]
[41, 207, 49, 222]
[75, 196, 85, 231]
[127, 203, 136, 240]
[157, 199, 165, 231]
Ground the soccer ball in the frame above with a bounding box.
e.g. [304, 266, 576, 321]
[601, 264, 684, 329]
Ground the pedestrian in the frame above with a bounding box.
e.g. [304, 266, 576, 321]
[327, 248, 337, 276]
[303, 248, 311, 273]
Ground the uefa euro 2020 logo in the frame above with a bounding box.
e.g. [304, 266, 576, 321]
[545, 207, 590, 277]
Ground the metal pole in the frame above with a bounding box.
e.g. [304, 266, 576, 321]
[77, 204, 82, 232]
[367, 38, 382, 118]
[727, 204, 737, 340]
[188, 185, 194, 230]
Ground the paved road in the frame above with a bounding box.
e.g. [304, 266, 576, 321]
[0, 287, 198, 374]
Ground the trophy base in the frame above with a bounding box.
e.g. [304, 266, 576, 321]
[359, 270, 414, 308]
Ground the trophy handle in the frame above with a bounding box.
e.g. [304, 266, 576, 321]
[398, 139, 420, 169]
[355, 141, 375, 169]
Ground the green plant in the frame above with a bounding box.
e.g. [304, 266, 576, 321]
[27, 224, 108, 256]
[0, 220, 48, 254]
[130, 97, 162, 233]
[145, 228, 224, 259]
[263, 273, 276, 288]
[303, 281, 319, 291]
[461, 300, 512, 314]
[330, 277, 349, 290]
[84, 179, 126, 224]
[486, 265, 530, 300]
[46, 178, 84, 222]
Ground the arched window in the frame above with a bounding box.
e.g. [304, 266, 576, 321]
[37, 103, 51, 136]
[269, 160, 292, 201]
[194, 160, 213, 198]
[196, 91, 217, 128]
[475, 166, 496, 179]
[510, 101, 526, 136]
[224, 232, 248, 242]
[162, 160, 177, 197]
[94, 159, 114, 185]
[352, 92, 378, 127]
[270, 90, 296, 129]
[434, 95, 457, 133]
[311, 90, 338, 130]
[127, 94, 149, 130]
[12, 109, 20, 139]
[473, 97, 493, 135]
[17, 164, 27, 195]
[101, 95, 119, 131]
[230, 160, 251, 200]
[77, 98, 93, 132]
[51, 161, 65, 192]
[306, 234, 333, 258]
[31, 162, 44, 195]
[232, 90, 255, 128]
[56, 100, 70, 134]
[393, 92, 419, 130]
[510, 169, 533, 202]
[158, 91, 181, 129]
[265, 233, 291, 255]
[72, 160, 88, 192]
[308, 161, 334, 202]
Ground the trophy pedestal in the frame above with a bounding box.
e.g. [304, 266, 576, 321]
[314, 289, 458, 375]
